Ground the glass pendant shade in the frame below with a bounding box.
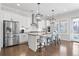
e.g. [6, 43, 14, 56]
[36, 13, 41, 21]
[35, 3, 43, 21]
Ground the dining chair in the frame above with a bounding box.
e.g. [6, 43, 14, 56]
[56, 34, 61, 45]
[46, 31, 60, 46]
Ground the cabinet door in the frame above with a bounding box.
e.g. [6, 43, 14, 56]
[23, 34, 26, 42]
[7, 38, 13, 46]
[19, 34, 27, 43]
[0, 22, 2, 48]
[19, 34, 25, 43]
[19, 34, 23, 43]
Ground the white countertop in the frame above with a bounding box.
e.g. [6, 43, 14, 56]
[28, 32, 51, 37]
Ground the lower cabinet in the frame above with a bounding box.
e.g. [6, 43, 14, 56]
[19, 33, 28, 44]
[0, 39, 1, 51]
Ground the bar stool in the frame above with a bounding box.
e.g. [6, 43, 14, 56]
[56, 34, 61, 45]
[48, 31, 58, 46]
[46, 34, 53, 46]
[37, 36, 45, 52]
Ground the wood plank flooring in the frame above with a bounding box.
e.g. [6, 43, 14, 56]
[0, 40, 79, 56]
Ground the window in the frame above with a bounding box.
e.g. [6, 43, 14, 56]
[73, 18, 79, 33]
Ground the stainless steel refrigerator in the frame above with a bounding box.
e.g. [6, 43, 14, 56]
[3, 20, 19, 47]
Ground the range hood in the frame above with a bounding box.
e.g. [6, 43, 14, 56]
[31, 13, 38, 27]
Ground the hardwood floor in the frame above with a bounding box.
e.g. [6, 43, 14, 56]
[0, 40, 79, 56]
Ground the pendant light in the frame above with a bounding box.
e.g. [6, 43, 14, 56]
[50, 9, 56, 24]
[35, 3, 43, 21]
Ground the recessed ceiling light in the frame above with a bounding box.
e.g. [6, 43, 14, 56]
[17, 3, 20, 6]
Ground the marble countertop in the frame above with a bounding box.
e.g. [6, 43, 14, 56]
[28, 32, 51, 37]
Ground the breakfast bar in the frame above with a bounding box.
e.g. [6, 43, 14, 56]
[28, 32, 51, 52]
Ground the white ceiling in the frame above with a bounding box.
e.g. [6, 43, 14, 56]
[1, 3, 79, 16]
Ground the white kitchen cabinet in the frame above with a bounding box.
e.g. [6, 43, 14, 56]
[0, 40, 1, 51]
[0, 22, 2, 50]
[19, 33, 28, 44]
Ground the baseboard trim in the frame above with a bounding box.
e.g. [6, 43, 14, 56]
[19, 42, 28, 45]
[61, 39, 79, 43]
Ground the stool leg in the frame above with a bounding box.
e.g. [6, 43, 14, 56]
[55, 37, 57, 46]
[59, 39, 61, 44]
[44, 42, 45, 47]
[38, 43, 42, 52]
[54, 40, 56, 46]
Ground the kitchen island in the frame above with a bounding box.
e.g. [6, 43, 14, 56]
[28, 32, 51, 52]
